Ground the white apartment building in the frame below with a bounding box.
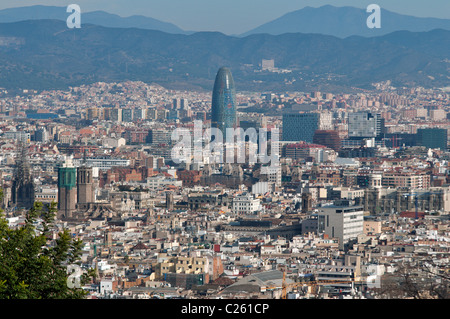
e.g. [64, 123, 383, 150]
[232, 193, 262, 216]
[317, 200, 364, 249]
[146, 174, 182, 190]
[2, 131, 30, 143]
[82, 158, 131, 170]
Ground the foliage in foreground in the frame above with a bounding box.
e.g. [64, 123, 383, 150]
[0, 200, 92, 299]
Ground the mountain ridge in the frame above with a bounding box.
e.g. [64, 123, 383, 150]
[241, 5, 450, 38]
[0, 5, 188, 34]
[0, 19, 448, 92]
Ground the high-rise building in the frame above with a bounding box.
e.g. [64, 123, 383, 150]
[317, 200, 364, 250]
[211, 67, 237, 141]
[34, 127, 49, 143]
[173, 98, 189, 110]
[416, 128, 448, 150]
[11, 142, 35, 210]
[57, 156, 77, 219]
[282, 112, 332, 143]
[86, 107, 100, 120]
[173, 98, 180, 110]
[348, 111, 384, 139]
[180, 98, 189, 111]
[133, 108, 147, 121]
[110, 107, 122, 123]
[122, 109, 133, 122]
[313, 130, 341, 151]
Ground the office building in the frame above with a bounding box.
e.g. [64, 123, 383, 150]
[313, 130, 341, 151]
[282, 112, 332, 143]
[348, 111, 384, 139]
[416, 128, 447, 150]
[211, 67, 237, 141]
[317, 200, 364, 250]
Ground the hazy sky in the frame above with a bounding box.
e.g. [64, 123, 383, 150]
[1, 0, 449, 34]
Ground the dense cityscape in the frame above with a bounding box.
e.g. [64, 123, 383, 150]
[0, 1, 449, 306]
[1, 60, 449, 300]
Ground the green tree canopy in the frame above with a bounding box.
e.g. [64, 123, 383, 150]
[0, 199, 91, 299]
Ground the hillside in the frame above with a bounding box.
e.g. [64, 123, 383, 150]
[0, 20, 448, 92]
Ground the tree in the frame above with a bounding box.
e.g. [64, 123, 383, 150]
[377, 258, 450, 299]
[0, 197, 93, 299]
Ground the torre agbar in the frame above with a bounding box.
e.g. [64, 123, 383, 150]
[211, 67, 237, 141]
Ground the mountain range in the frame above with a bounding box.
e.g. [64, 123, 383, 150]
[1, 5, 450, 38]
[0, 5, 188, 35]
[241, 5, 450, 38]
[0, 19, 448, 93]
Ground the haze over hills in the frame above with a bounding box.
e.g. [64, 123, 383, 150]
[2, 4, 450, 38]
[241, 5, 450, 38]
[0, 20, 448, 93]
[0, 5, 188, 35]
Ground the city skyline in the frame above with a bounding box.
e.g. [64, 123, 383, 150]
[0, 74, 449, 301]
[0, 0, 449, 304]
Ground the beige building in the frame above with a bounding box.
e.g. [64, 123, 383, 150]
[363, 220, 382, 235]
[155, 256, 208, 280]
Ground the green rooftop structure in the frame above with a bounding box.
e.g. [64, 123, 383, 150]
[57, 156, 77, 219]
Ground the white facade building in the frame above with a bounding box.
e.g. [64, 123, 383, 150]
[232, 193, 262, 216]
[317, 200, 364, 249]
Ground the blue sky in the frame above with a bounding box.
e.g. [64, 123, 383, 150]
[1, 0, 449, 34]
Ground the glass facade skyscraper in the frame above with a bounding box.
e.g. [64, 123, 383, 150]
[282, 112, 332, 143]
[348, 111, 384, 139]
[211, 67, 237, 141]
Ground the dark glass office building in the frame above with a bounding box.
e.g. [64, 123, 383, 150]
[211, 67, 237, 141]
[417, 128, 448, 150]
[282, 112, 325, 143]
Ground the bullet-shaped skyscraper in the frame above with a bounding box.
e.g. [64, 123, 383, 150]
[211, 67, 237, 141]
